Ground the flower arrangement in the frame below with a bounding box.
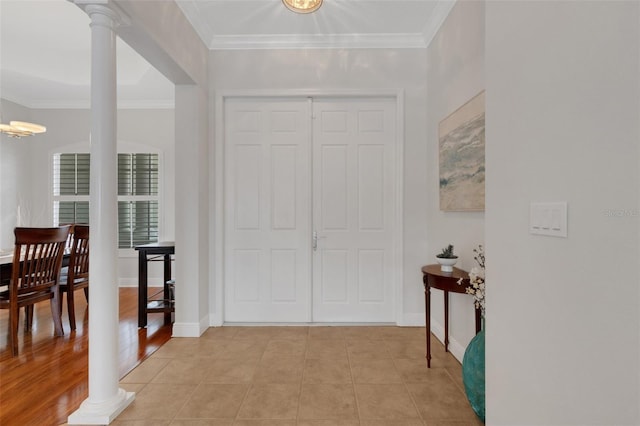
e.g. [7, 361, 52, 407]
[458, 245, 485, 316]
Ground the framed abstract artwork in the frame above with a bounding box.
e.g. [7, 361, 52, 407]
[439, 91, 485, 211]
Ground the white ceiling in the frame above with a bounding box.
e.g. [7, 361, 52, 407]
[0, 0, 452, 109]
[176, 0, 453, 49]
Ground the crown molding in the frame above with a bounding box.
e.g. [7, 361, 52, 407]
[176, 0, 215, 50]
[209, 33, 428, 50]
[422, 0, 457, 47]
[1, 94, 174, 110]
[116, 100, 175, 109]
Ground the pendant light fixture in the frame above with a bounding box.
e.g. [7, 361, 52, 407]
[282, 0, 323, 14]
[0, 121, 47, 138]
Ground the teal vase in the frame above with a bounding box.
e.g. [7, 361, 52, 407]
[462, 328, 485, 422]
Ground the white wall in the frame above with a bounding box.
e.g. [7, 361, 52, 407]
[0, 100, 32, 249]
[0, 103, 176, 285]
[426, 0, 485, 359]
[111, 0, 211, 337]
[486, 1, 639, 424]
[116, 0, 208, 87]
[174, 84, 210, 336]
[209, 48, 429, 324]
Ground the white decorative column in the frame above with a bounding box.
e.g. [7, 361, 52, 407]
[68, 2, 134, 424]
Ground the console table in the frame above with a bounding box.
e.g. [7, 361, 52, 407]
[135, 241, 175, 328]
[422, 264, 481, 367]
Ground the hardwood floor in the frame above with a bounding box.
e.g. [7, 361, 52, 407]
[0, 287, 172, 426]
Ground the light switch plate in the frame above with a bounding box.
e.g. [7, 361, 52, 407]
[530, 202, 567, 237]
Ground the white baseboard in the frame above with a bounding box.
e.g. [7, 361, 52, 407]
[118, 278, 166, 287]
[209, 312, 223, 327]
[118, 278, 137, 287]
[172, 314, 209, 337]
[171, 322, 196, 337]
[399, 313, 426, 326]
[398, 314, 465, 362]
[429, 320, 465, 363]
[199, 314, 210, 335]
[448, 339, 466, 364]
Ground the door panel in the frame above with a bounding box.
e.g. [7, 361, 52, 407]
[234, 145, 261, 230]
[224, 98, 311, 322]
[320, 249, 349, 303]
[233, 249, 260, 301]
[358, 145, 385, 230]
[320, 145, 348, 230]
[312, 98, 396, 322]
[358, 249, 385, 302]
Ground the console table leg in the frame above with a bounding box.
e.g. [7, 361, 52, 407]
[424, 275, 431, 368]
[163, 254, 172, 325]
[444, 290, 449, 352]
[475, 306, 482, 334]
[138, 250, 147, 328]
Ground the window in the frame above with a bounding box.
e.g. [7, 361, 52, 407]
[53, 153, 90, 225]
[117, 153, 159, 248]
[53, 152, 160, 249]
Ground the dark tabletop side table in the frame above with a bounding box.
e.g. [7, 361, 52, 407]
[422, 264, 482, 367]
[135, 241, 175, 328]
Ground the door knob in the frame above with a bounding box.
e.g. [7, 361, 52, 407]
[312, 231, 326, 251]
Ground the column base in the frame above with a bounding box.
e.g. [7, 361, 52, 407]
[67, 388, 135, 425]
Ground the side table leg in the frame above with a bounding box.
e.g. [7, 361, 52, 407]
[475, 306, 482, 334]
[424, 275, 431, 368]
[163, 254, 172, 325]
[444, 290, 449, 352]
[138, 250, 148, 328]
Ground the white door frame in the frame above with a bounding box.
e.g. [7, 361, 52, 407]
[211, 89, 405, 325]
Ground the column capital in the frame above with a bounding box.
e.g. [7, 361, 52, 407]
[72, 0, 130, 28]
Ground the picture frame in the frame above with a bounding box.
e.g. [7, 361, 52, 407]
[438, 90, 485, 212]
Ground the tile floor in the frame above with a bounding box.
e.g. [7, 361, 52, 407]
[112, 326, 483, 426]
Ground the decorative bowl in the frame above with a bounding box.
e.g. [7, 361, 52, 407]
[436, 257, 458, 272]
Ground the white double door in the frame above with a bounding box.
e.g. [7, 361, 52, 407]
[224, 96, 396, 323]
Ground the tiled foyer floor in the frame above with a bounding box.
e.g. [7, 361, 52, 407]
[113, 326, 483, 425]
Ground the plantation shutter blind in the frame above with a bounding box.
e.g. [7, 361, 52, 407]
[54, 153, 90, 225]
[53, 152, 159, 248]
[117, 153, 159, 248]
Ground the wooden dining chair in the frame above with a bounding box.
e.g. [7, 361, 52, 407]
[0, 226, 70, 356]
[59, 224, 89, 330]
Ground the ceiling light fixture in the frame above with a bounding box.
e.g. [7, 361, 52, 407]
[282, 0, 323, 14]
[0, 121, 47, 138]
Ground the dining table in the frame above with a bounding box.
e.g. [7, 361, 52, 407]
[0, 250, 14, 286]
[0, 248, 71, 287]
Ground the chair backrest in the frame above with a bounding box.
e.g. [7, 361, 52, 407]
[68, 225, 89, 282]
[59, 223, 76, 253]
[12, 226, 71, 296]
